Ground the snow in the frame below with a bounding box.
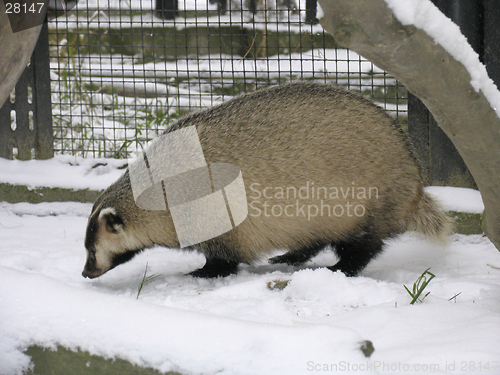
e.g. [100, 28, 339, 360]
[0, 267, 366, 375]
[0, 156, 484, 214]
[1, 181, 499, 374]
[2, 2, 500, 371]
[425, 186, 484, 214]
[383, 0, 500, 117]
[0, 155, 126, 191]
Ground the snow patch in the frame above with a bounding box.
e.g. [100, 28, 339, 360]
[424, 186, 484, 214]
[1, 203, 500, 374]
[0, 155, 126, 191]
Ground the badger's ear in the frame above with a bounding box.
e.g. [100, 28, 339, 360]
[99, 208, 124, 234]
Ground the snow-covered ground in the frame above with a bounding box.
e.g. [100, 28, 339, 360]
[1, 157, 500, 374]
[2, 0, 500, 372]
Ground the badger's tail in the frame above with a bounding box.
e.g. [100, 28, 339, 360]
[406, 191, 454, 243]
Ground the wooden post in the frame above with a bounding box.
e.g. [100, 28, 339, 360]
[408, 0, 487, 188]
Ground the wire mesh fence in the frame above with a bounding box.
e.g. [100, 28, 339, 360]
[47, 0, 408, 158]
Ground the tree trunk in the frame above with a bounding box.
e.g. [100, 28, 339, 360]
[0, 1, 42, 108]
[317, 0, 500, 251]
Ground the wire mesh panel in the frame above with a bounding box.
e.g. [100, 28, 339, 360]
[48, 0, 407, 158]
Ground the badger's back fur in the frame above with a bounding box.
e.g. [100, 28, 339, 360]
[83, 82, 452, 279]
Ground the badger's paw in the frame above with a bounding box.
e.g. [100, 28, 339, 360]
[269, 252, 312, 266]
[187, 258, 239, 278]
[269, 245, 324, 266]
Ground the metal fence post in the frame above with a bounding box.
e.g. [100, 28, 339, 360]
[0, 22, 53, 160]
[407, 0, 494, 188]
[305, 0, 318, 24]
[155, 0, 178, 20]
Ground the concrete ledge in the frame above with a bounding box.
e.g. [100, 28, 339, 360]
[449, 211, 483, 235]
[0, 183, 101, 204]
[25, 346, 180, 375]
[0, 184, 483, 235]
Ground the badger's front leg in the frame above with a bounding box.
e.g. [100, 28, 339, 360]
[188, 238, 242, 278]
[269, 242, 326, 266]
[188, 258, 239, 278]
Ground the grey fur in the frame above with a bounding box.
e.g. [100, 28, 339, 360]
[83, 81, 452, 279]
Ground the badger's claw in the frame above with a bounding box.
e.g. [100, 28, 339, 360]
[269, 251, 313, 266]
[188, 258, 239, 278]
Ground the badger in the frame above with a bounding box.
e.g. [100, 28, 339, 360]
[83, 81, 452, 279]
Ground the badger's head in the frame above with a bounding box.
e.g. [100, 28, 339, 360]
[82, 170, 179, 278]
[82, 205, 146, 279]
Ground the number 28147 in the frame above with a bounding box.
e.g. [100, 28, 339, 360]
[5, 3, 45, 14]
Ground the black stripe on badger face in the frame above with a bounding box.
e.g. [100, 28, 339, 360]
[109, 248, 143, 270]
[104, 204, 144, 270]
[84, 210, 99, 252]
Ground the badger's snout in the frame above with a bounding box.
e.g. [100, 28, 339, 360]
[82, 267, 98, 279]
[82, 248, 108, 279]
[82, 262, 102, 278]
[82, 262, 110, 278]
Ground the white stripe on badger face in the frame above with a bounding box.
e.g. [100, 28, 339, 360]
[99, 207, 118, 221]
[94, 207, 124, 271]
[93, 206, 148, 273]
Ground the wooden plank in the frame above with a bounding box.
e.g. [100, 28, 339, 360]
[407, 92, 430, 181]
[429, 115, 476, 187]
[32, 22, 53, 160]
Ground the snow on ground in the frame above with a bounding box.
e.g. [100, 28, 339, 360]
[0, 155, 126, 191]
[3, 1, 495, 372]
[425, 186, 484, 214]
[0, 156, 483, 213]
[1, 159, 500, 374]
